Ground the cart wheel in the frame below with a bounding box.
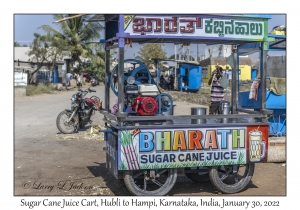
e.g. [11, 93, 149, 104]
[268, 114, 286, 136]
[185, 167, 210, 182]
[123, 169, 177, 196]
[209, 163, 255, 194]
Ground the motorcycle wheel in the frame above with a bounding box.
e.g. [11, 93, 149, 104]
[56, 111, 79, 134]
[209, 163, 255, 194]
[185, 167, 210, 182]
[123, 169, 177, 196]
[79, 122, 85, 129]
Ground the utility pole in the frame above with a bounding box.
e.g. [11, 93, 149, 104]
[175, 44, 177, 60]
[174, 44, 177, 90]
[197, 44, 199, 62]
[188, 45, 190, 61]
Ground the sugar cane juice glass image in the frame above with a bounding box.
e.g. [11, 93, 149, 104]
[249, 130, 266, 162]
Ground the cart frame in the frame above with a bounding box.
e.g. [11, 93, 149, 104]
[89, 14, 278, 195]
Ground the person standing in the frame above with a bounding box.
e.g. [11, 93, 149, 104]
[164, 75, 170, 90]
[159, 75, 165, 88]
[113, 74, 118, 90]
[66, 72, 73, 86]
[169, 74, 175, 90]
[77, 73, 82, 90]
[208, 67, 225, 114]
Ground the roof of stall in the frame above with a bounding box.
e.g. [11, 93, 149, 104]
[238, 34, 286, 55]
[86, 14, 119, 22]
[87, 14, 272, 22]
[87, 14, 272, 45]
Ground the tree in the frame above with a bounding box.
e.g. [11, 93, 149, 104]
[14, 42, 20, 47]
[58, 43, 115, 84]
[73, 44, 117, 82]
[39, 14, 103, 67]
[136, 43, 167, 68]
[168, 54, 179, 60]
[26, 33, 69, 83]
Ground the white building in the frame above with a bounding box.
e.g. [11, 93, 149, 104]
[14, 47, 71, 84]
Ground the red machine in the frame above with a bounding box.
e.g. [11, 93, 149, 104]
[132, 96, 158, 116]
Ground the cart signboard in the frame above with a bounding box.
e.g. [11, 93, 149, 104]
[209, 14, 272, 19]
[124, 15, 265, 41]
[117, 125, 268, 170]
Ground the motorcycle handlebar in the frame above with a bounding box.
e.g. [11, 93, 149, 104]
[78, 87, 96, 97]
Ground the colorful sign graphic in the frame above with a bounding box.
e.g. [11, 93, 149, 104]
[211, 14, 272, 19]
[124, 16, 265, 41]
[124, 15, 135, 30]
[117, 126, 268, 170]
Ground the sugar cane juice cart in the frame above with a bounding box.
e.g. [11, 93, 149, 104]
[98, 14, 273, 196]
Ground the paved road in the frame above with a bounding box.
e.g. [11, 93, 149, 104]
[14, 84, 286, 196]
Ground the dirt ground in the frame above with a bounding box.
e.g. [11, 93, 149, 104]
[14, 84, 286, 196]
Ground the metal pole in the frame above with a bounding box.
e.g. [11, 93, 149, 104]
[118, 46, 125, 113]
[197, 44, 199, 62]
[260, 42, 268, 112]
[188, 45, 190, 61]
[115, 14, 127, 121]
[175, 44, 177, 60]
[174, 44, 177, 89]
[105, 49, 110, 111]
[156, 59, 160, 86]
[237, 55, 240, 94]
[180, 46, 182, 60]
[231, 47, 238, 114]
[117, 15, 125, 116]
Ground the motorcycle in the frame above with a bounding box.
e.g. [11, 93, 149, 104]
[90, 76, 99, 86]
[56, 86, 102, 134]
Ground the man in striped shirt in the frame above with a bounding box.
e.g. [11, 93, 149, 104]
[208, 67, 225, 114]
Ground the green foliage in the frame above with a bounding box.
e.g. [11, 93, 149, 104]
[27, 33, 65, 64]
[26, 84, 56, 96]
[72, 44, 115, 82]
[26, 33, 69, 83]
[168, 54, 179, 60]
[37, 15, 109, 81]
[137, 43, 167, 68]
[39, 15, 103, 64]
[14, 42, 21, 47]
[200, 88, 210, 94]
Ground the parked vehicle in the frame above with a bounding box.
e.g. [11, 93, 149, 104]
[90, 76, 99, 86]
[56, 86, 101, 134]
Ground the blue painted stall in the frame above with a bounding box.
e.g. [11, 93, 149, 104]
[177, 63, 202, 92]
[238, 89, 286, 136]
[52, 67, 58, 84]
[251, 69, 258, 80]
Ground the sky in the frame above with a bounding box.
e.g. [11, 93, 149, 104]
[14, 14, 286, 60]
